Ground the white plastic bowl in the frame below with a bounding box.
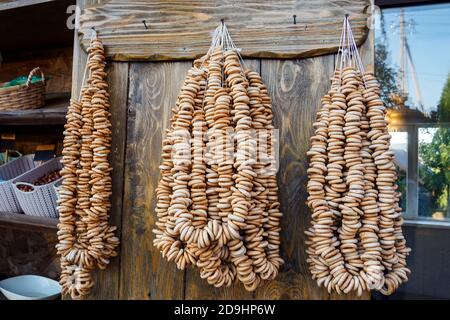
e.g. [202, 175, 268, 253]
[0, 275, 61, 300]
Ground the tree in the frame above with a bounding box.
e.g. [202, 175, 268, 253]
[419, 73, 450, 218]
[419, 128, 450, 218]
[375, 12, 399, 107]
[436, 73, 450, 123]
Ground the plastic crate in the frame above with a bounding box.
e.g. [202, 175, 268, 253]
[12, 157, 62, 218]
[0, 154, 36, 213]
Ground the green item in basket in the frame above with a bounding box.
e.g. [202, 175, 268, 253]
[1, 75, 43, 88]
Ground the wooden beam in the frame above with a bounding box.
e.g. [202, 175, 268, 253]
[0, 213, 58, 232]
[78, 0, 370, 61]
[119, 61, 191, 299]
[85, 62, 129, 300]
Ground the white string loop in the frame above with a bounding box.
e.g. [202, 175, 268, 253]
[333, 15, 368, 89]
[78, 28, 98, 100]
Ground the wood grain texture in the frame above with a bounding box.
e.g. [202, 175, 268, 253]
[71, 0, 89, 99]
[360, 5, 374, 74]
[120, 61, 191, 299]
[79, 0, 375, 300]
[78, 0, 370, 61]
[72, 0, 107, 97]
[86, 62, 129, 300]
[252, 56, 369, 300]
[183, 59, 260, 300]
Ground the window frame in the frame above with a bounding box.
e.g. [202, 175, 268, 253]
[416, 124, 450, 222]
[389, 123, 450, 225]
[376, 0, 450, 227]
[376, 0, 449, 9]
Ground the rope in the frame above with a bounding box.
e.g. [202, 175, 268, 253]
[78, 28, 98, 101]
[333, 15, 367, 88]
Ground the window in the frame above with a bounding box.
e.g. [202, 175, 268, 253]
[375, 1, 450, 222]
[372, 1, 450, 301]
[418, 126, 450, 220]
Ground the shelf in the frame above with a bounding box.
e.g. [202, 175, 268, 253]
[0, 213, 58, 232]
[0, 95, 68, 126]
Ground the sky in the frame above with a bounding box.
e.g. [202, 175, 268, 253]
[375, 2, 450, 114]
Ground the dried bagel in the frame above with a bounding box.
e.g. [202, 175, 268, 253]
[305, 17, 410, 296]
[57, 35, 119, 300]
[153, 24, 284, 291]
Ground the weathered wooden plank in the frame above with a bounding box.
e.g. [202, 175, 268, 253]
[86, 62, 129, 300]
[72, 0, 106, 97]
[78, 0, 370, 61]
[360, 13, 374, 73]
[0, 213, 57, 232]
[253, 56, 369, 300]
[71, 0, 89, 99]
[120, 61, 191, 299]
[184, 59, 260, 300]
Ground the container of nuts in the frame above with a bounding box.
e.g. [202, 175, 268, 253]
[12, 157, 62, 218]
[0, 154, 37, 214]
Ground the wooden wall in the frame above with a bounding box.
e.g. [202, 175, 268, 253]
[71, 0, 374, 300]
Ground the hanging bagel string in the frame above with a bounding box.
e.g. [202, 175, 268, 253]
[305, 16, 411, 296]
[56, 29, 119, 300]
[153, 22, 284, 291]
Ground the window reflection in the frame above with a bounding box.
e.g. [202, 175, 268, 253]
[376, 2, 450, 222]
[375, 3, 450, 115]
[418, 127, 450, 220]
[374, 1, 450, 301]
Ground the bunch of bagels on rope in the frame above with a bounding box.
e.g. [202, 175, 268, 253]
[56, 32, 119, 300]
[305, 17, 411, 296]
[153, 23, 284, 291]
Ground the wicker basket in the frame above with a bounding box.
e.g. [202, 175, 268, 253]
[0, 67, 46, 111]
[12, 157, 62, 218]
[0, 154, 37, 214]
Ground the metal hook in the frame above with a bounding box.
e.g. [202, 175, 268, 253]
[293, 15, 297, 25]
[91, 27, 97, 39]
[142, 20, 149, 29]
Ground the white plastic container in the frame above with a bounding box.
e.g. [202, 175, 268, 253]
[0, 154, 36, 213]
[12, 157, 62, 218]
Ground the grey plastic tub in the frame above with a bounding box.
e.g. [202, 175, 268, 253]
[12, 157, 62, 219]
[0, 154, 36, 214]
